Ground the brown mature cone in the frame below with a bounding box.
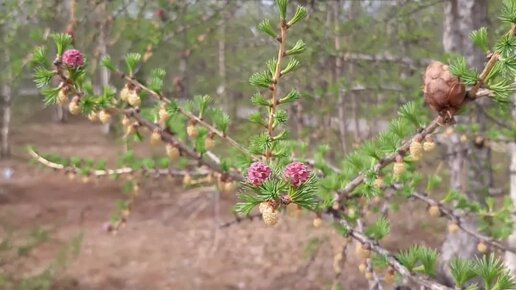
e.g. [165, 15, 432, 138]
[423, 61, 466, 121]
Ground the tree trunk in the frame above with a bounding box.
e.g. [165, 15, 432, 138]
[179, 3, 189, 100]
[333, 0, 347, 153]
[55, 0, 75, 123]
[506, 111, 516, 272]
[438, 0, 488, 284]
[98, 1, 111, 134]
[349, 1, 361, 143]
[217, 3, 229, 115]
[438, 133, 474, 284]
[1, 82, 11, 159]
[0, 40, 12, 159]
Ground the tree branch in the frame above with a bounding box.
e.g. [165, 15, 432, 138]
[28, 147, 210, 179]
[331, 210, 454, 290]
[116, 72, 254, 159]
[409, 190, 516, 254]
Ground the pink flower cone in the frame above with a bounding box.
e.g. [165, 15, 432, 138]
[62, 49, 85, 69]
[247, 162, 272, 186]
[284, 162, 310, 187]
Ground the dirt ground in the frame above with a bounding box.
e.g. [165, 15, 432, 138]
[0, 110, 445, 290]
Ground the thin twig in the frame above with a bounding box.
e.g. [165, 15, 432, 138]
[331, 210, 454, 290]
[475, 102, 515, 130]
[28, 148, 210, 178]
[117, 72, 253, 158]
[409, 190, 516, 254]
[265, 19, 288, 160]
[127, 108, 245, 182]
[219, 213, 262, 228]
[337, 117, 441, 202]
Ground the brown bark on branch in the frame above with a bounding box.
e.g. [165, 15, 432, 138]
[126, 108, 244, 182]
[117, 72, 253, 159]
[410, 190, 516, 254]
[28, 148, 210, 179]
[336, 117, 442, 202]
[332, 211, 454, 290]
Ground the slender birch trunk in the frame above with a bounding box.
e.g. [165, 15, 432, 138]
[55, 0, 76, 123]
[505, 92, 516, 272]
[217, 4, 229, 115]
[98, 1, 111, 134]
[349, 2, 361, 143]
[1, 78, 11, 159]
[1, 30, 12, 159]
[179, 3, 189, 100]
[438, 0, 489, 284]
[333, 0, 347, 153]
[217, 25, 226, 95]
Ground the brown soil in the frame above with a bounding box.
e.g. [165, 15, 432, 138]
[0, 113, 445, 290]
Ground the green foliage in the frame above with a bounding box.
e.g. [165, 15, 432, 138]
[286, 40, 306, 56]
[100, 55, 116, 71]
[470, 27, 489, 52]
[426, 174, 442, 192]
[266, 58, 278, 76]
[388, 118, 411, 139]
[500, 0, 516, 23]
[361, 141, 382, 161]
[377, 131, 401, 153]
[418, 246, 438, 277]
[495, 35, 516, 58]
[147, 68, 167, 92]
[276, 0, 288, 20]
[166, 99, 179, 115]
[273, 110, 288, 126]
[235, 188, 274, 216]
[212, 109, 231, 134]
[41, 86, 61, 105]
[488, 78, 513, 105]
[33, 67, 54, 88]
[448, 56, 479, 86]
[288, 174, 318, 210]
[343, 151, 368, 173]
[398, 102, 425, 128]
[450, 258, 477, 288]
[280, 89, 300, 104]
[442, 190, 482, 212]
[371, 254, 390, 270]
[249, 71, 273, 88]
[396, 245, 437, 276]
[258, 19, 276, 38]
[195, 94, 213, 117]
[251, 93, 270, 106]
[51, 33, 72, 56]
[475, 254, 515, 290]
[397, 247, 419, 272]
[364, 216, 390, 240]
[287, 6, 307, 27]
[31, 46, 50, 67]
[281, 57, 300, 75]
[125, 53, 142, 76]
